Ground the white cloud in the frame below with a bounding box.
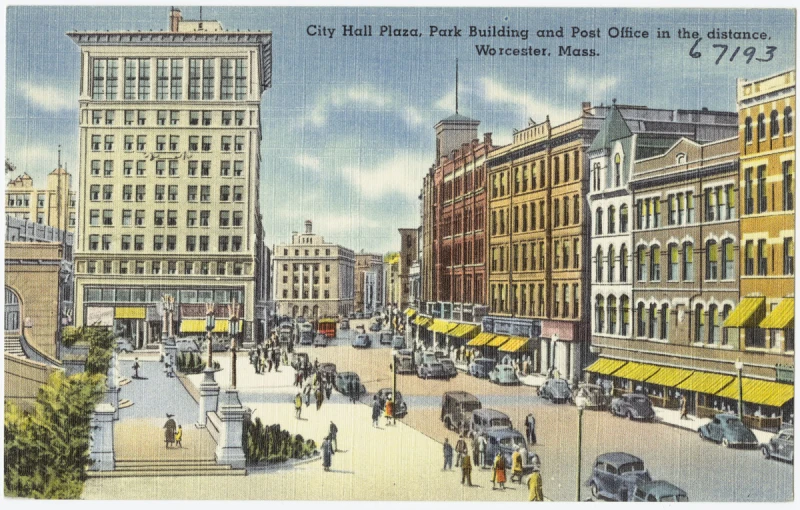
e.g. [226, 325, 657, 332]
[567, 70, 619, 100]
[293, 153, 321, 171]
[340, 150, 429, 200]
[480, 76, 572, 125]
[301, 84, 426, 130]
[18, 82, 75, 113]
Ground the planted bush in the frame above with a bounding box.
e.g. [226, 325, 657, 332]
[243, 417, 316, 464]
[177, 352, 219, 374]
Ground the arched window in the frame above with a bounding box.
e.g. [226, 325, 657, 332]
[608, 296, 617, 335]
[596, 247, 604, 283]
[660, 304, 669, 340]
[620, 204, 629, 232]
[4, 287, 20, 332]
[682, 242, 694, 281]
[668, 243, 679, 281]
[593, 162, 601, 191]
[757, 113, 766, 140]
[708, 305, 719, 344]
[650, 245, 661, 281]
[637, 246, 648, 281]
[595, 208, 603, 235]
[608, 206, 616, 234]
[595, 296, 605, 333]
[745, 116, 753, 143]
[648, 304, 658, 339]
[784, 106, 793, 135]
[608, 246, 616, 283]
[620, 296, 630, 336]
[636, 302, 646, 337]
[706, 240, 718, 280]
[695, 304, 705, 343]
[614, 153, 622, 186]
[620, 245, 629, 282]
[771, 110, 780, 137]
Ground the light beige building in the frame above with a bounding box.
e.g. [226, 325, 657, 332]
[273, 221, 355, 319]
[385, 252, 401, 309]
[6, 167, 77, 232]
[355, 252, 385, 314]
[68, 9, 273, 345]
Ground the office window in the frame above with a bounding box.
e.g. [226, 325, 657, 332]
[235, 136, 244, 152]
[637, 246, 647, 281]
[201, 161, 211, 177]
[155, 161, 165, 176]
[784, 237, 795, 275]
[232, 236, 242, 252]
[153, 235, 163, 251]
[157, 111, 167, 126]
[186, 210, 197, 227]
[234, 161, 244, 177]
[121, 235, 131, 251]
[595, 208, 602, 235]
[595, 247, 602, 282]
[168, 185, 178, 201]
[199, 236, 209, 252]
[219, 236, 229, 252]
[695, 305, 705, 344]
[784, 106, 793, 135]
[233, 211, 243, 227]
[90, 185, 100, 201]
[170, 110, 179, 125]
[636, 303, 646, 337]
[102, 209, 113, 226]
[757, 165, 767, 213]
[595, 296, 604, 333]
[771, 110, 780, 137]
[744, 240, 754, 275]
[757, 113, 766, 140]
[220, 186, 230, 201]
[187, 185, 197, 202]
[135, 185, 145, 202]
[744, 167, 754, 214]
[706, 240, 718, 280]
[167, 210, 177, 226]
[169, 160, 179, 176]
[104, 160, 113, 176]
[783, 161, 794, 211]
[607, 246, 615, 283]
[92, 58, 118, 100]
[189, 59, 201, 100]
[222, 111, 232, 125]
[219, 210, 230, 227]
[155, 185, 165, 201]
[137, 135, 146, 151]
[620, 296, 630, 336]
[135, 210, 144, 226]
[745, 116, 753, 143]
[236, 111, 245, 126]
[202, 136, 211, 152]
[683, 242, 694, 281]
[202, 58, 214, 99]
[186, 236, 196, 252]
[89, 235, 99, 251]
[105, 110, 114, 125]
[200, 210, 210, 227]
[134, 235, 144, 251]
[757, 239, 767, 276]
[189, 136, 198, 151]
[233, 186, 244, 201]
[200, 186, 211, 202]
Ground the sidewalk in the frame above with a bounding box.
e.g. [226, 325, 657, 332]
[653, 406, 775, 444]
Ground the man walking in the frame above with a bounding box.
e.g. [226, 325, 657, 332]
[443, 438, 453, 470]
[477, 434, 487, 467]
[315, 386, 324, 410]
[455, 434, 467, 467]
[294, 392, 303, 419]
[322, 435, 334, 472]
[329, 421, 338, 451]
[303, 382, 312, 407]
[372, 395, 382, 427]
[460, 451, 473, 486]
[679, 393, 688, 420]
[525, 413, 537, 444]
[163, 413, 176, 449]
[132, 358, 141, 379]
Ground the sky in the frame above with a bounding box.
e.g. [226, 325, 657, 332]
[5, 5, 796, 254]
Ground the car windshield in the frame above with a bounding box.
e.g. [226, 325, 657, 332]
[462, 402, 481, 412]
[618, 462, 645, 474]
[725, 418, 745, 428]
[499, 436, 526, 449]
[629, 395, 649, 403]
[552, 380, 569, 389]
[490, 418, 512, 427]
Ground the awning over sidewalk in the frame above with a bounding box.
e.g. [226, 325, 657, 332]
[759, 298, 794, 329]
[413, 316, 432, 326]
[115, 307, 146, 320]
[449, 324, 480, 338]
[723, 296, 766, 328]
[487, 335, 510, 348]
[645, 367, 693, 387]
[428, 319, 457, 334]
[180, 319, 241, 334]
[584, 358, 627, 376]
[714, 377, 794, 407]
[467, 332, 494, 346]
[498, 336, 529, 353]
[612, 362, 661, 382]
[676, 371, 735, 395]
[404, 308, 417, 318]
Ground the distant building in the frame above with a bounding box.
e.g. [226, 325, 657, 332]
[273, 221, 355, 318]
[398, 228, 419, 311]
[6, 167, 77, 232]
[385, 252, 401, 309]
[355, 252, 385, 314]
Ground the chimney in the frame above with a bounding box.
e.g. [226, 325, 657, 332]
[582, 101, 592, 113]
[304, 220, 312, 234]
[483, 132, 493, 146]
[169, 8, 182, 32]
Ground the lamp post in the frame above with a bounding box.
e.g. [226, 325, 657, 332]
[735, 358, 744, 420]
[390, 355, 397, 425]
[206, 303, 216, 368]
[229, 302, 240, 389]
[576, 398, 586, 502]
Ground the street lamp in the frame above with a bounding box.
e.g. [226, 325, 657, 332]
[206, 302, 216, 368]
[576, 397, 587, 502]
[228, 302, 240, 389]
[735, 358, 744, 420]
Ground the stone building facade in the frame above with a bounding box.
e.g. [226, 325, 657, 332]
[6, 167, 77, 232]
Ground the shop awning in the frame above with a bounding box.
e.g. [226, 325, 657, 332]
[723, 297, 766, 328]
[449, 324, 480, 338]
[467, 333, 494, 346]
[404, 308, 417, 317]
[180, 319, 241, 334]
[413, 316, 431, 326]
[429, 319, 458, 334]
[487, 335, 510, 348]
[498, 336, 529, 353]
[612, 362, 661, 382]
[714, 377, 794, 407]
[115, 307, 146, 320]
[584, 358, 627, 376]
[759, 298, 795, 329]
[676, 371, 735, 395]
[645, 367, 693, 388]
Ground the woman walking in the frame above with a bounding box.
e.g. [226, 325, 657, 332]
[492, 452, 507, 490]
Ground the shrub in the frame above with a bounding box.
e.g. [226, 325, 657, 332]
[243, 418, 317, 464]
[177, 352, 219, 374]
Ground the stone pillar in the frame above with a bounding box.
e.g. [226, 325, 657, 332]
[198, 368, 220, 427]
[541, 339, 551, 374]
[104, 352, 120, 420]
[164, 336, 177, 374]
[89, 403, 115, 471]
[215, 389, 247, 469]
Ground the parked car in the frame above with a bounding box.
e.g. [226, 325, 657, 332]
[417, 361, 447, 379]
[202, 337, 230, 353]
[470, 408, 512, 438]
[176, 338, 199, 353]
[538, 378, 573, 403]
[469, 358, 496, 379]
[318, 362, 337, 379]
[482, 428, 538, 471]
[299, 331, 314, 345]
[588, 452, 651, 502]
[379, 332, 393, 345]
[761, 427, 794, 463]
[574, 383, 612, 410]
[115, 338, 134, 353]
[391, 336, 405, 354]
[698, 414, 759, 448]
[312, 334, 328, 347]
[422, 351, 440, 365]
[394, 350, 415, 374]
[439, 358, 458, 378]
[441, 391, 482, 432]
[352, 334, 372, 348]
[334, 371, 366, 396]
[375, 388, 408, 417]
[340, 319, 350, 331]
[355, 324, 366, 334]
[631, 480, 689, 502]
[290, 352, 310, 371]
[489, 364, 520, 385]
[369, 322, 382, 332]
[610, 393, 655, 420]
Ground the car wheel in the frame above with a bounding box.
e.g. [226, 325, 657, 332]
[722, 437, 730, 448]
[444, 417, 452, 430]
[761, 445, 771, 460]
[626, 411, 634, 420]
[590, 481, 600, 499]
[698, 429, 705, 441]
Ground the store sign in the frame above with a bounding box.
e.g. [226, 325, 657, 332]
[482, 316, 540, 338]
[776, 364, 794, 384]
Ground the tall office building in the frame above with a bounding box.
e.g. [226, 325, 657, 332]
[69, 9, 272, 346]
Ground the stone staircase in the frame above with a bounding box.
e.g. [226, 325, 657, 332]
[87, 459, 246, 478]
[4, 334, 25, 356]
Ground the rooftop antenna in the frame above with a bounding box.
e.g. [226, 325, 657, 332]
[455, 58, 459, 114]
[199, 6, 202, 20]
[58, 145, 62, 168]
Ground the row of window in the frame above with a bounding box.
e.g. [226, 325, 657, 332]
[89, 159, 246, 178]
[592, 153, 626, 192]
[281, 275, 332, 285]
[492, 151, 582, 200]
[595, 204, 630, 235]
[83, 259, 246, 276]
[435, 167, 486, 203]
[438, 273, 485, 305]
[92, 57, 247, 101]
[90, 134, 247, 153]
[491, 236, 582, 273]
[743, 162, 794, 215]
[743, 107, 793, 143]
[281, 263, 333, 272]
[280, 289, 332, 299]
[743, 237, 794, 276]
[90, 109, 248, 127]
[490, 281, 580, 319]
[87, 208, 245, 229]
[437, 208, 485, 238]
[84, 287, 244, 304]
[438, 239, 485, 267]
[6, 193, 77, 209]
[87, 234, 245, 253]
[280, 248, 334, 257]
[85, 185, 244, 207]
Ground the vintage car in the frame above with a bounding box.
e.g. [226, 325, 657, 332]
[439, 358, 458, 378]
[355, 312, 364, 320]
[698, 414, 759, 448]
[610, 393, 655, 420]
[391, 335, 406, 352]
[334, 371, 366, 396]
[175, 338, 200, 353]
[340, 319, 350, 331]
[299, 331, 314, 345]
[379, 332, 393, 345]
[761, 427, 794, 463]
[631, 480, 688, 502]
[469, 358, 496, 379]
[312, 334, 328, 347]
[470, 408, 512, 438]
[201, 337, 230, 353]
[441, 391, 482, 432]
[355, 324, 366, 334]
[417, 361, 447, 379]
[538, 378, 573, 403]
[369, 322, 382, 332]
[588, 452, 652, 502]
[318, 362, 337, 379]
[115, 338, 135, 353]
[489, 364, 520, 385]
[394, 350, 415, 374]
[574, 383, 612, 410]
[290, 352, 310, 371]
[375, 388, 408, 417]
[352, 334, 372, 348]
[481, 428, 538, 471]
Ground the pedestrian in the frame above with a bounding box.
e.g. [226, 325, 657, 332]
[315, 386, 324, 410]
[492, 452, 507, 490]
[527, 462, 544, 501]
[477, 434, 487, 467]
[455, 434, 467, 467]
[303, 383, 312, 407]
[294, 392, 302, 419]
[132, 358, 141, 379]
[510, 446, 524, 483]
[460, 451, 473, 486]
[325, 378, 333, 399]
[372, 395, 382, 427]
[282, 349, 289, 367]
[525, 412, 537, 444]
[679, 393, 688, 420]
[329, 421, 338, 451]
[273, 348, 280, 371]
[322, 435, 334, 472]
[471, 435, 479, 468]
[174, 425, 183, 448]
[385, 398, 394, 426]
[163, 413, 176, 449]
[267, 349, 274, 373]
[546, 366, 554, 379]
[443, 438, 453, 470]
[314, 358, 319, 373]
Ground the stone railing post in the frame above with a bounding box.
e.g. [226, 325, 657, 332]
[215, 389, 247, 469]
[89, 403, 115, 471]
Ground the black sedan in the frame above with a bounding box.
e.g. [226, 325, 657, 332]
[538, 378, 572, 403]
[698, 414, 758, 448]
[610, 393, 655, 421]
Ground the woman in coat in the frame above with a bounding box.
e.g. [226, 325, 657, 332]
[527, 467, 544, 501]
[511, 446, 524, 483]
[322, 436, 333, 471]
[492, 452, 507, 490]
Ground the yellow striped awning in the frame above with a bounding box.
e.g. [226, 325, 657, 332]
[429, 319, 458, 333]
[498, 336, 529, 353]
[487, 335, 510, 347]
[404, 308, 417, 317]
[115, 307, 146, 320]
[759, 299, 794, 329]
[180, 319, 241, 334]
[612, 362, 661, 382]
[413, 316, 432, 326]
[676, 371, 735, 395]
[449, 324, 480, 338]
[714, 377, 794, 407]
[723, 297, 766, 328]
[645, 367, 694, 388]
[467, 332, 494, 346]
[584, 358, 627, 376]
